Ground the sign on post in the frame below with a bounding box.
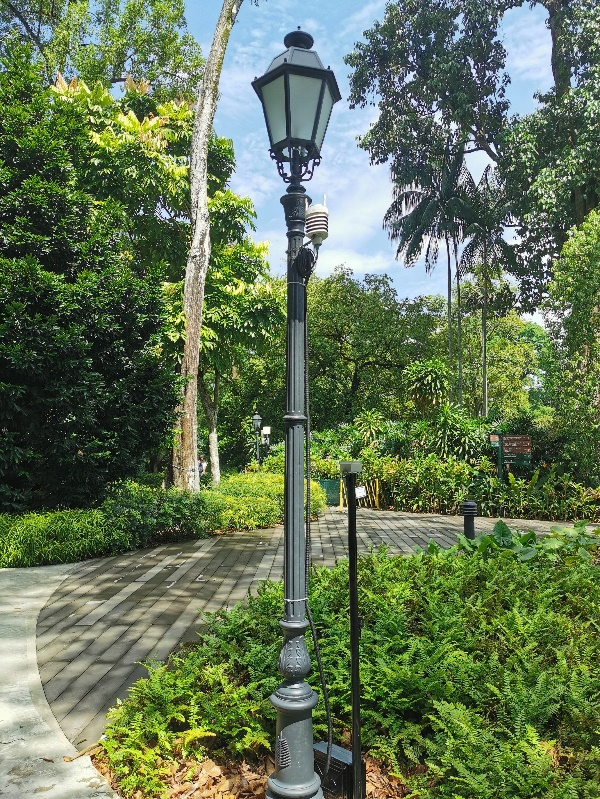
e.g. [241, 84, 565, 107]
[490, 433, 532, 481]
[502, 435, 532, 466]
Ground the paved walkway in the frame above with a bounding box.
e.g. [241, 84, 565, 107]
[0, 509, 570, 797]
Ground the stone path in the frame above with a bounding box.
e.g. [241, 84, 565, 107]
[35, 508, 558, 751]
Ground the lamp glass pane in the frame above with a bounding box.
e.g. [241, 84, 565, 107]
[315, 87, 334, 150]
[289, 74, 323, 142]
[261, 75, 286, 147]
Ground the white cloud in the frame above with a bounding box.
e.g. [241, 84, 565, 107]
[502, 6, 552, 87]
[338, 1, 385, 40]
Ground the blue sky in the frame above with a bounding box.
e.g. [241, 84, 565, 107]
[184, 0, 554, 302]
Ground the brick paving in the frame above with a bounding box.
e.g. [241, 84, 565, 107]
[36, 508, 567, 750]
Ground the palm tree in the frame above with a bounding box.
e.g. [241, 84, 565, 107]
[385, 138, 470, 402]
[459, 166, 516, 416]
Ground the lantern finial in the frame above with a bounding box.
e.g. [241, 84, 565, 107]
[283, 30, 314, 50]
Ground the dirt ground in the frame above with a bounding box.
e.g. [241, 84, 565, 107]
[92, 750, 410, 799]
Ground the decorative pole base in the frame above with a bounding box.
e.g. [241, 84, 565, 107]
[266, 616, 323, 799]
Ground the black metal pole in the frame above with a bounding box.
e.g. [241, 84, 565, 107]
[256, 431, 261, 465]
[267, 151, 321, 799]
[345, 472, 363, 799]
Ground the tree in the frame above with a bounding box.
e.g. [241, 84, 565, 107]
[403, 358, 451, 418]
[346, 0, 600, 309]
[545, 208, 600, 482]
[171, 0, 246, 492]
[458, 308, 539, 420]
[383, 138, 470, 399]
[197, 195, 285, 484]
[306, 269, 446, 427]
[0, 257, 179, 510]
[0, 50, 179, 508]
[0, 0, 204, 98]
[460, 166, 516, 415]
[50, 73, 198, 281]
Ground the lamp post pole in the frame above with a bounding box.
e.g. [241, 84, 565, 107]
[268, 151, 320, 799]
[252, 31, 340, 799]
[252, 411, 262, 466]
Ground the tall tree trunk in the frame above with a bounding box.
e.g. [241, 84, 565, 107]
[171, 0, 244, 491]
[455, 242, 462, 408]
[198, 371, 221, 486]
[482, 242, 488, 417]
[546, 0, 572, 100]
[445, 234, 453, 399]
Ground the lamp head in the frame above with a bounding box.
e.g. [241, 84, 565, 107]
[252, 30, 341, 183]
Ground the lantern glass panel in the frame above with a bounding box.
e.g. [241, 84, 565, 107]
[289, 74, 324, 142]
[315, 87, 334, 151]
[261, 75, 286, 148]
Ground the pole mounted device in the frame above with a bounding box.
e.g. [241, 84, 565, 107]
[339, 461, 365, 799]
[253, 30, 341, 799]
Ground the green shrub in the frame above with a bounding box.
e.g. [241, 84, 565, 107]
[0, 509, 129, 567]
[0, 474, 327, 567]
[263, 448, 600, 521]
[216, 472, 326, 519]
[101, 480, 221, 548]
[102, 533, 600, 798]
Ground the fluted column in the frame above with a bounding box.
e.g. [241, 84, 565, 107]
[267, 154, 322, 799]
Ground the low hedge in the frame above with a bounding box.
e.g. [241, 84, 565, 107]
[0, 473, 326, 568]
[0, 509, 129, 568]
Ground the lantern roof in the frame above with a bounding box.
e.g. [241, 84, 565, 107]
[253, 30, 340, 103]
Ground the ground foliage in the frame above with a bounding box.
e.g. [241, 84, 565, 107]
[93, 748, 405, 799]
[0, 474, 326, 567]
[100, 526, 600, 798]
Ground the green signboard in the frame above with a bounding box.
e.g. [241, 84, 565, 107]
[490, 434, 532, 479]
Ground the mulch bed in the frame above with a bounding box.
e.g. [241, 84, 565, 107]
[91, 751, 409, 799]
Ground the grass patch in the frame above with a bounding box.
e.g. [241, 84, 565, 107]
[101, 524, 600, 798]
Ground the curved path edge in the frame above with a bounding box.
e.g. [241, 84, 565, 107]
[0, 564, 118, 798]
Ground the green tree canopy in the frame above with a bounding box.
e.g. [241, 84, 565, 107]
[545, 209, 600, 481]
[346, 0, 600, 309]
[0, 0, 204, 97]
[0, 42, 184, 507]
[306, 269, 446, 428]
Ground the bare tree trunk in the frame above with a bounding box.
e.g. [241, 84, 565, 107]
[482, 241, 488, 417]
[546, 0, 572, 100]
[171, 0, 244, 491]
[455, 242, 462, 408]
[198, 371, 221, 486]
[445, 234, 453, 400]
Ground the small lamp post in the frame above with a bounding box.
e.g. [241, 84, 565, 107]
[253, 30, 340, 799]
[252, 411, 262, 464]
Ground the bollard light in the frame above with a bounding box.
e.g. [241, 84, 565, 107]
[460, 500, 478, 540]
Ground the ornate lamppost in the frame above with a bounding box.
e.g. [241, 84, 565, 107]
[252, 29, 340, 799]
[252, 411, 262, 465]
